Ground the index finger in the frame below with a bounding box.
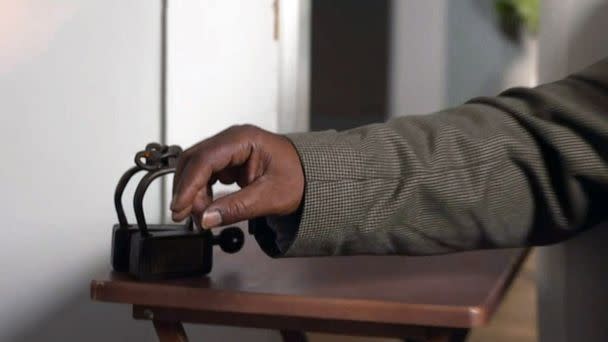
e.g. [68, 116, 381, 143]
[170, 133, 254, 216]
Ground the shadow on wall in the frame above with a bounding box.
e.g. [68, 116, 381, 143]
[445, 0, 535, 106]
[5, 261, 153, 342]
[6, 261, 281, 342]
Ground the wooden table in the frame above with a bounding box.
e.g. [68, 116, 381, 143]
[91, 227, 527, 342]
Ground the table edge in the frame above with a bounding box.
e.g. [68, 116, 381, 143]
[91, 249, 528, 328]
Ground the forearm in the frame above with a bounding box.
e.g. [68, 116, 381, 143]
[251, 58, 608, 257]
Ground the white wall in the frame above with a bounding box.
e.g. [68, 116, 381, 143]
[389, 0, 448, 116]
[0, 1, 161, 340]
[537, 1, 608, 341]
[165, 2, 282, 339]
[389, 0, 537, 117]
[0, 1, 282, 341]
[277, 0, 311, 133]
[167, 0, 279, 143]
[165, 0, 280, 207]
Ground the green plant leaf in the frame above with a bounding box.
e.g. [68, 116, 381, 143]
[495, 0, 539, 38]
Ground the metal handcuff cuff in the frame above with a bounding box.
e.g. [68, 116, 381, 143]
[111, 143, 244, 280]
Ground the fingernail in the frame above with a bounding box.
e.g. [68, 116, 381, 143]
[201, 210, 222, 229]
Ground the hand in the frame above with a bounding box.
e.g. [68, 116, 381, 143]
[170, 125, 304, 229]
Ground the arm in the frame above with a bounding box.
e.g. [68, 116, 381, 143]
[253, 58, 608, 257]
[172, 58, 608, 257]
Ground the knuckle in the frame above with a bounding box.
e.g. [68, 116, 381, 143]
[225, 124, 241, 133]
[226, 124, 261, 136]
[226, 198, 248, 219]
[239, 123, 258, 132]
[241, 125, 265, 145]
[222, 125, 265, 148]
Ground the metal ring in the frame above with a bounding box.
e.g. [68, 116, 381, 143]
[114, 165, 143, 228]
[114, 143, 184, 232]
[133, 167, 175, 235]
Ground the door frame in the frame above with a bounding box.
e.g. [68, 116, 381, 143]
[277, 0, 311, 133]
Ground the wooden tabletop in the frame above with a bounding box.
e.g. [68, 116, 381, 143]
[91, 225, 527, 330]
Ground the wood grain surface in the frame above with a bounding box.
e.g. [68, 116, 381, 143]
[92, 222, 527, 329]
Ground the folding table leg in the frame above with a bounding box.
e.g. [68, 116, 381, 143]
[403, 328, 469, 342]
[280, 330, 308, 342]
[153, 320, 189, 342]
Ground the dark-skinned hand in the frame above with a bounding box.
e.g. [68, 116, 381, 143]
[170, 125, 304, 229]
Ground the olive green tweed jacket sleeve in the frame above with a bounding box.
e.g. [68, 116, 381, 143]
[250, 58, 608, 258]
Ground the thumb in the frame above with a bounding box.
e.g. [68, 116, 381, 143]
[201, 181, 269, 229]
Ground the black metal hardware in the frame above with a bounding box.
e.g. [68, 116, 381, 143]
[111, 143, 245, 280]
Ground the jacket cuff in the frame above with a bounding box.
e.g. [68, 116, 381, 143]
[248, 210, 301, 257]
[251, 130, 377, 257]
[249, 130, 342, 257]
[282, 130, 366, 257]
[248, 217, 282, 257]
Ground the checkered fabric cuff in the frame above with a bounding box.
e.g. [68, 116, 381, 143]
[251, 128, 395, 257]
[280, 130, 371, 257]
